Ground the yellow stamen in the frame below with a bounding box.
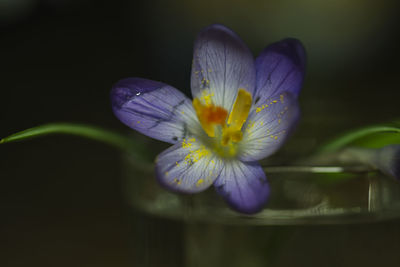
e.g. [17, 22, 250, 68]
[222, 89, 252, 146]
[221, 127, 243, 146]
[227, 89, 252, 130]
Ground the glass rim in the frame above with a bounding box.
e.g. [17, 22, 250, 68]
[122, 153, 400, 226]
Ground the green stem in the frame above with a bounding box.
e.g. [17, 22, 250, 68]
[318, 126, 400, 153]
[0, 124, 379, 175]
[1, 123, 150, 160]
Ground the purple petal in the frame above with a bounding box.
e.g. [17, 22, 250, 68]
[191, 24, 256, 112]
[214, 160, 270, 214]
[111, 78, 200, 144]
[254, 38, 306, 104]
[155, 139, 224, 193]
[372, 145, 400, 180]
[238, 92, 300, 162]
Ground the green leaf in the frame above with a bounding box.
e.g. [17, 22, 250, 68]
[318, 125, 400, 153]
[0, 122, 151, 162]
[351, 132, 400, 148]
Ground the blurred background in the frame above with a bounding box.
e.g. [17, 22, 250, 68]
[1, 0, 400, 266]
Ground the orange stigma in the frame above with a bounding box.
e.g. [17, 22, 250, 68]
[193, 98, 228, 137]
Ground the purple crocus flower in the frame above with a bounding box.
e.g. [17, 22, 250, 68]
[338, 145, 400, 180]
[111, 24, 306, 214]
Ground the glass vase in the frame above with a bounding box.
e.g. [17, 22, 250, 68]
[122, 151, 400, 267]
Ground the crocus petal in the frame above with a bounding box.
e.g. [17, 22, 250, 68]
[214, 160, 269, 214]
[336, 146, 400, 180]
[372, 145, 400, 180]
[253, 38, 306, 104]
[155, 138, 223, 193]
[111, 78, 201, 144]
[238, 92, 300, 162]
[191, 24, 256, 112]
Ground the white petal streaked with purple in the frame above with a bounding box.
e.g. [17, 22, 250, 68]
[156, 138, 224, 193]
[191, 24, 256, 112]
[214, 160, 270, 214]
[111, 78, 201, 144]
[238, 92, 300, 162]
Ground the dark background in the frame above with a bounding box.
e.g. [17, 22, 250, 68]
[1, 0, 400, 266]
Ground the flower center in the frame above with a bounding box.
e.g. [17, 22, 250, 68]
[193, 89, 252, 156]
